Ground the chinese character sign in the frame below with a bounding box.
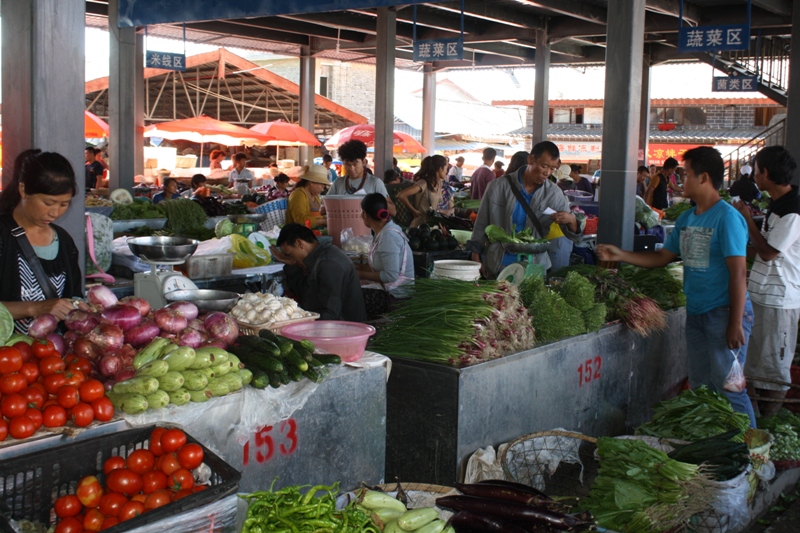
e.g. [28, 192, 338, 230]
[712, 76, 758, 92]
[146, 51, 186, 71]
[413, 38, 463, 62]
[678, 24, 749, 53]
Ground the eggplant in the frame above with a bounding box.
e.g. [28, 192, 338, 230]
[454, 482, 553, 507]
[475, 479, 551, 501]
[447, 511, 528, 533]
[435, 496, 594, 531]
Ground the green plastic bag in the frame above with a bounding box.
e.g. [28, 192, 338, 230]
[228, 234, 272, 268]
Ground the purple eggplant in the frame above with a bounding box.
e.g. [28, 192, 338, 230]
[454, 482, 554, 507]
[447, 510, 528, 533]
[475, 479, 551, 500]
[436, 495, 594, 531]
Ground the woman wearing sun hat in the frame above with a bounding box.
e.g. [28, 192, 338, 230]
[286, 164, 329, 227]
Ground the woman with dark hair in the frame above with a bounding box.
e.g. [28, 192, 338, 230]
[266, 173, 291, 201]
[152, 178, 181, 204]
[286, 165, 328, 227]
[182, 174, 207, 197]
[357, 193, 415, 314]
[506, 151, 529, 175]
[396, 154, 447, 227]
[0, 149, 83, 333]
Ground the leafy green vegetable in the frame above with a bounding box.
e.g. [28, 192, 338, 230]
[485, 224, 548, 244]
[556, 271, 596, 312]
[0, 303, 14, 343]
[215, 218, 235, 238]
[618, 265, 686, 310]
[664, 202, 693, 221]
[582, 303, 607, 333]
[758, 409, 800, 461]
[519, 277, 585, 343]
[160, 199, 208, 235]
[454, 197, 482, 210]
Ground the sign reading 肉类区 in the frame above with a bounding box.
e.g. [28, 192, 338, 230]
[413, 38, 464, 62]
[678, 24, 750, 53]
[712, 76, 758, 92]
[146, 51, 186, 71]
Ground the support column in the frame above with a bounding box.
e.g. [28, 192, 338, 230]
[532, 28, 550, 145]
[785, 3, 800, 176]
[421, 64, 436, 156]
[299, 46, 316, 166]
[1, 0, 86, 278]
[374, 7, 396, 176]
[597, 0, 646, 250]
[109, 0, 144, 191]
[638, 58, 651, 168]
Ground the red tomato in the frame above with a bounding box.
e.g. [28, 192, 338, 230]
[126, 449, 155, 475]
[54, 494, 83, 518]
[31, 339, 56, 359]
[9, 415, 36, 439]
[44, 373, 67, 395]
[2, 393, 28, 418]
[19, 363, 40, 385]
[21, 386, 46, 409]
[176, 443, 204, 470]
[157, 452, 181, 476]
[144, 490, 172, 510]
[0, 420, 7, 441]
[167, 468, 194, 491]
[160, 429, 186, 453]
[25, 408, 43, 430]
[57, 386, 80, 409]
[42, 405, 68, 428]
[130, 494, 147, 503]
[98, 492, 128, 517]
[192, 485, 207, 493]
[64, 371, 87, 387]
[39, 356, 65, 377]
[91, 397, 114, 422]
[103, 456, 126, 475]
[0, 347, 23, 375]
[149, 427, 167, 456]
[0, 373, 28, 395]
[70, 403, 94, 427]
[100, 517, 119, 530]
[12, 341, 33, 363]
[67, 357, 93, 376]
[79, 380, 105, 403]
[141, 470, 168, 494]
[83, 508, 105, 532]
[105, 469, 143, 496]
[55, 516, 84, 533]
[172, 488, 193, 501]
[118, 501, 145, 522]
[76, 476, 104, 508]
[28, 381, 46, 395]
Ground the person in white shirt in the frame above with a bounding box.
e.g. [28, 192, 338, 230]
[448, 156, 464, 183]
[329, 140, 396, 216]
[227, 152, 254, 187]
[733, 146, 799, 417]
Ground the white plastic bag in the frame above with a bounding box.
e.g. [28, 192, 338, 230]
[340, 229, 372, 254]
[691, 469, 751, 533]
[723, 349, 746, 393]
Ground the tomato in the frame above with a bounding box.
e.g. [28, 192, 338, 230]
[83, 508, 105, 532]
[21, 386, 46, 409]
[176, 443, 204, 470]
[130, 494, 147, 503]
[32, 339, 56, 359]
[54, 494, 83, 518]
[103, 456, 126, 476]
[167, 468, 194, 491]
[9, 415, 36, 439]
[144, 490, 172, 510]
[0, 373, 28, 395]
[0, 420, 7, 441]
[67, 357, 93, 376]
[118, 501, 145, 522]
[91, 397, 114, 422]
[42, 404, 68, 428]
[25, 408, 43, 430]
[157, 452, 181, 476]
[57, 386, 80, 409]
[19, 363, 40, 385]
[141, 470, 168, 494]
[100, 517, 119, 530]
[39, 356, 65, 377]
[55, 516, 84, 533]
[28, 381, 46, 395]
[172, 488, 193, 501]
[70, 403, 94, 427]
[0, 347, 23, 375]
[192, 485, 207, 493]
[105, 469, 143, 496]
[79, 380, 104, 403]
[98, 492, 127, 518]
[12, 341, 33, 363]
[149, 427, 167, 456]
[2, 393, 28, 418]
[160, 429, 186, 453]
[126, 449, 155, 475]
[44, 373, 67, 395]
[64, 371, 87, 387]
[76, 476, 104, 508]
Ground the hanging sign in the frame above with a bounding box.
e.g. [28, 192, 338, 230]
[678, 24, 750, 53]
[712, 75, 758, 92]
[413, 38, 464, 62]
[145, 51, 187, 71]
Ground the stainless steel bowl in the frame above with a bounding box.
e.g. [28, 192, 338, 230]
[164, 289, 240, 313]
[127, 236, 199, 262]
[501, 242, 550, 255]
[227, 213, 268, 224]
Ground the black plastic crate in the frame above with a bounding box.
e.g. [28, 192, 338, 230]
[0, 425, 240, 533]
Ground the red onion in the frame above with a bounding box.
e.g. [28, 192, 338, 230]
[98, 354, 122, 378]
[158, 331, 177, 340]
[103, 380, 116, 392]
[63, 330, 80, 350]
[203, 312, 239, 347]
[73, 337, 100, 361]
[119, 296, 151, 317]
[200, 339, 227, 350]
[114, 366, 136, 383]
[176, 328, 207, 349]
[154, 308, 188, 334]
[86, 324, 124, 353]
[101, 305, 142, 332]
[166, 301, 199, 321]
[46, 333, 66, 356]
[28, 314, 58, 339]
[87, 285, 118, 309]
[187, 319, 206, 332]
[64, 309, 100, 334]
[124, 320, 160, 347]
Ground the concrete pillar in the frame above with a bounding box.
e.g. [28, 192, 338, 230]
[638, 59, 651, 168]
[109, 0, 144, 191]
[1, 0, 86, 279]
[785, 2, 800, 174]
[532, 28, 550, 145]
[597, 0, 645, 250]
[421, 65, 436, 155]
[374, 7, 396, 176]
[298, 46, 316, 166]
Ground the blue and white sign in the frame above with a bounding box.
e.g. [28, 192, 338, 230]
[413, 38, 463, 62]
[678, 24, 750, 53]
[712, 76, 758, 92]
[146, 51, 187, 71]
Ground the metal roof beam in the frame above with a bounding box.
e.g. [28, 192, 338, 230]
[514, 0, 606, 24]
[183, 21, 309, 46]
[222, 17, 364, 42]
[751, 0, 793, 17]
[645, 0, 700, 24]
[421, 1, 541, 29]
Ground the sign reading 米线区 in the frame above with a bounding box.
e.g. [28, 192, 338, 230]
[146, 51, 186, 71]
[647, 144, 701, 166]
[678, 24, 750, 53]
[712, 76, 758, 92]
[413, 38, 464, 62]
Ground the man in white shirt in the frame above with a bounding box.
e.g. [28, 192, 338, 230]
[448, 156, 465, 183]
[733, 146, 800, 417]
[227, 152, 254, 187]
[329, 140, 396, 216]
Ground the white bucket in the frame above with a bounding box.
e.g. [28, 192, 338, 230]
[432, 260, 481, 281]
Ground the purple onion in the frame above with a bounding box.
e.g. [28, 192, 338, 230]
[187, 319, 206, 332]
[176, 327, 207, 348]
[124, 320, 160, 347]
[101, 304, 142, 332]
[98, 354, 122, 378]
[64, 309, 100, 334]
[114, 366, 136, 383]
[119, 296, 151, 317]
[203, 312, 239, 347]
[166, 301, 199, 321]
[154, 308, 188, 334]
[28, 314, 58, 339]
[46, 333, 66, 356]
[87, 285, 118, 309]
[86, 323, 124, 353]
[200, 339, 228, 349]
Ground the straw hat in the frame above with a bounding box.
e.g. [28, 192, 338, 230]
[300, 164, 331, 185]
[554, 164, 572, 182]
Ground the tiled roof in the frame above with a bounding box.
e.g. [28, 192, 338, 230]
[493, 97, 779, 107]
[506, 124, 767, 143]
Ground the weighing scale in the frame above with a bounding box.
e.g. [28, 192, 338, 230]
[128, 237, 200, 310]
[497, 242, 549, 285]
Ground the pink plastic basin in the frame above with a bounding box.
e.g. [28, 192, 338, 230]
[279, 321, 376, 362]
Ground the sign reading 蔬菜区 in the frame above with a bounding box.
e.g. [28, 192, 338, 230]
[146, 51, 186, 72]
[712, 76, 758, 92]
[678, 24, 750, 53]
[413, 38, 463, 62]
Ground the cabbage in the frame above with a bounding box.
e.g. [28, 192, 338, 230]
[0, 303, 14, 344]
[215, 218, 235, 238]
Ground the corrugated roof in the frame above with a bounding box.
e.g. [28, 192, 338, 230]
[507, 124, 767, 143]
[493, 97, 780, 107]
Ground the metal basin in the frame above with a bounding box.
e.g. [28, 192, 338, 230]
[164, 289, 240, 313]
[227, 213, 268, 224]
[501, 242, 550, 255]
[127, 236, 198, 262]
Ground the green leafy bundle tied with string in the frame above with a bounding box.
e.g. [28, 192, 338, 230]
[160, 198, 209, 236]
[519, 277, 585, 343]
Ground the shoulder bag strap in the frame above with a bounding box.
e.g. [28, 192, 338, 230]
[11, 225, 59, 300]
[505, 173, 546, 238]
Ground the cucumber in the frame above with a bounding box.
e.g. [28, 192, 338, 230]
[302, 366, 328, 383]
[314, 353, 342, 365]
[287, 366, 303, 382]
[308, 357, 324, 368]
[207, 377, 230, 397]
[229, 345, 284, 373]
[284, 350, 308, 372]
[113, 376, 159, 396]
[415, 520, 446, 533]
[145, 390, 170, 410]
[239, 368, 253, 386]
[278, 341, 293, 356]
[237, 336, 281, 357]
[383, 521, 403, 533]
[161, 346, 196, 371]
[258, 329, 281, 344]
[267, 373, 281, 389]
[181, 370, 209, 391]
[295, 346, 314, 362]
[299, 339, 315, 353]
[277, 370, 290, 385]
[157, 371, 185, 392]
[109, 392, 149, 414]
[189, 389, 212, 403]
[160, 343, 180, 357]
[136, 360, 170, 378]
[168, 388, 191, 406]
[251, 370, 270, 389]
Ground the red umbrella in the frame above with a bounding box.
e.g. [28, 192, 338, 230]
[84, 111, 110, 138]
[324, 124, 426, 153]
[249, 120, 320, 146]
[143, 115, 275, 146]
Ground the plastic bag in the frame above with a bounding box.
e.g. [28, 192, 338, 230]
[228, 234, 272, 269]
[690, 469, 750, 533]
[724, 349, 746, 393]
[634, 196, 660, 229]
[342, 234, 373, 254]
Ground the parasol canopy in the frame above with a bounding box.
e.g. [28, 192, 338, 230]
[324, 124, 426, 153]
[249, 120, 320, 147]
[143, 115, 275, 146]
[84, 111, 110, 138]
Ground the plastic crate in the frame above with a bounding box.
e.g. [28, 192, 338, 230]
[255, 198, 287, 229]
[175, 253, 234, 279]
[0, 425, 240, 533]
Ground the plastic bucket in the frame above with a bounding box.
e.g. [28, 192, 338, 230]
[432, 260, 481, 281]
[322, 195, 370, 247]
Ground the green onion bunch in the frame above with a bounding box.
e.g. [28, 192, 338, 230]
[161, 198, 209, 235]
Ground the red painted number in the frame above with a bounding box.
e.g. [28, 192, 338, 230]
[279, 419, 298, 455]
[242, 418, 299, 466]
[577, 356, 602, 388]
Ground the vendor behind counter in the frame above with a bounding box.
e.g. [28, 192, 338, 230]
[286, 165, 329, 228]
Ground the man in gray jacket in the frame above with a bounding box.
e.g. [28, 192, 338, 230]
[468, 141, 584, 279]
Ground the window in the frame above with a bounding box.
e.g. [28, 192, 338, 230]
[549, 108, 585, 124]
[584, 108, 603, 124]
[649, 107, 707, 126]
[319, 76, 329, 98]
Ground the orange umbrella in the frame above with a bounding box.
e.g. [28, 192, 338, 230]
[85, 111, 110, 138]
[143, 115, 275, 146]
[324, 124, 426, 153]
[249, 120, 320, 146]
